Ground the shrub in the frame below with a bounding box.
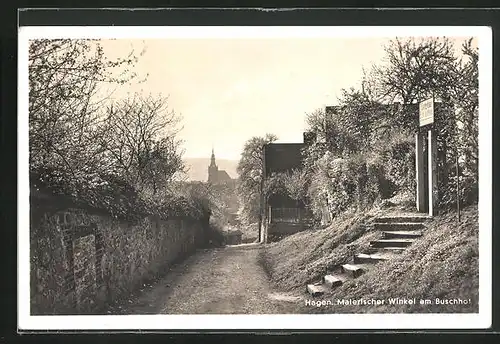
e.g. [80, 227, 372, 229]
[439, 174, 478, 209]
[31, 167, 145, 221]
[305, 131, 418, 222]
[205, 218, 226, 247]
[31, 166, 213, 223]
[307, 153, 364, 219]
[370, 131, 416, 196]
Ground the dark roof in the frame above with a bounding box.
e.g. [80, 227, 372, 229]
[217, 170, 232, 182]
[263, 143, 305, 176]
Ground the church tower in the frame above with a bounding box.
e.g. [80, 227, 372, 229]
[208, 147, 218, 183]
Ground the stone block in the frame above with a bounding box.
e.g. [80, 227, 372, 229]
[307, 283, 327, 297]
[323, 275, 342, 288]
[370, 238, 414, 248]
[341, 264, 364, 278]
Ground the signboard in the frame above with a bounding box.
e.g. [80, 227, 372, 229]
[419, 97, 434, 127]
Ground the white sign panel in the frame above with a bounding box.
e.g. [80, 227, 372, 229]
[419, 98, 434, 127]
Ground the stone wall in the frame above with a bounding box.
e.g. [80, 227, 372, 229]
[30, 199, 207, 315]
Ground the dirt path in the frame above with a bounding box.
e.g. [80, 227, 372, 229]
[113, 243, 306, 314]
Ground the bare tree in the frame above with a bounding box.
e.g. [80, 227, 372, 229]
[369, 37, 456, 103]
[304, 89, 386, 159]
[366, 37, 457, 128]
[29, 39, 143, 182]
[449, 39, 478, 180]
[102, 94, 185, 193]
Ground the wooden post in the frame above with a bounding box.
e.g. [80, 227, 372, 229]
[264, 205, 272, 244]
[258, 181, 263, 243]
[428, 129, 438, 217]
[260, 144, 266, 243]
[259, 214, 262, 242]
[415, 131, 426, 212]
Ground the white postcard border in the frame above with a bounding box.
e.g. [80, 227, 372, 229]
[17, 25, 492, 330]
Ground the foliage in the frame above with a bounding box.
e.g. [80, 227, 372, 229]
[366, 37, 457, 127]
[369, 131, 416, 195]
[205, 218, 227, 247]
[439, 39, 479, 207]
[302, 37, 478, 222]
[262, 168, 309, 210]
[29, 39, 142, 177]
[282, 169, 309, 203]
[101, 94, 185, 193]
[29, 39, 210, 222]
[366, 37, 478, 208]
[305, 131, 417, 221]
[262, 173, 285, 200]
[307, 154, 363, 218]
[236, 133, 278, 225]
[453, 39, 479, 179]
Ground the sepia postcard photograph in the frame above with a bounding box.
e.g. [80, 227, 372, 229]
[17, 24, 492, 331]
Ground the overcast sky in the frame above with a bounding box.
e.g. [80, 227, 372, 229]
[99, 36, 474, 161]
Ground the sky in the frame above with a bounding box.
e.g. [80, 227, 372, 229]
[98, 36, 475, 161]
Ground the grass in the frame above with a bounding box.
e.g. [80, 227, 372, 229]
[261, 202, 479, 313]
[258, 206, 382, 291]
[239, 223, 260, 243]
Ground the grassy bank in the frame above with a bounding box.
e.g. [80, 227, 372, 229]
[260, 204, 479, 313]
[239, 223, 260, 243]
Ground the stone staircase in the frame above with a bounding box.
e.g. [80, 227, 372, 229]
[306, 214, 430, 297]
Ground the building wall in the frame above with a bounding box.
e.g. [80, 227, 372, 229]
[208, 164, 218, 183]
[208, 165, 232, 184]
[261, 142, 308, 242]
[263, 143, 305, 177]
[217, 170, 232, 183]
[269, 222, 305, 235]
[30, 198, 207, 315]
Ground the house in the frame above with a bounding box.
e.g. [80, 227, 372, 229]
[260, 134, 312, 242]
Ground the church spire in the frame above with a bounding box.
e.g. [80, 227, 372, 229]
[210, 146, 217, 167]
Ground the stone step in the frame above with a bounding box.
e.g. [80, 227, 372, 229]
[306, 283, 329, 297]
[322, 274, 343, 289]
[365, 247, 380, 254]
[374, 222, 425, 231]
[381, 247, 407, 253]
[382, 230, 423, 239]
[340, 263, 365, 278]
[353, 253, 392, 264]
[374, 216, 430, 224]
[370, 238, 415, 248]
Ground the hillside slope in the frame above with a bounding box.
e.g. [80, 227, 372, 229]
[260, 204, 479, 313]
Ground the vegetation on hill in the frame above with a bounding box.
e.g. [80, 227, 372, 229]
[256, 37, 479, 314]
[258, 37, 478, 230]
[260, 203, 478, 313]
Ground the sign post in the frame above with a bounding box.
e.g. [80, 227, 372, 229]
[417, 97, 438, 217]
[419, 97, 435, 127]
[428, 128, 438, 217]
[415, 131, 425, 212]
